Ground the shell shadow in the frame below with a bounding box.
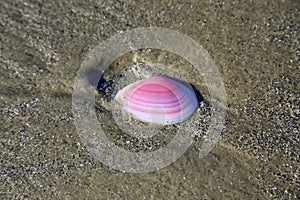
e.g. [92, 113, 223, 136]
[82, 68, 110, 95]
[82, 68, 102, 87]
[190, 84, 204, 106]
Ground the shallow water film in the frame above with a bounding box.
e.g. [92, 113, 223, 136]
[1, 0, 299, 199]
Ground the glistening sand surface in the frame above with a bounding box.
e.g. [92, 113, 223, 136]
[1, 0, 299, 199]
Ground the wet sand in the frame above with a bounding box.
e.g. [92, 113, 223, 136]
[1, 0, 299, 199]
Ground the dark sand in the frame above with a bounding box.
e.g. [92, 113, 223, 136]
[1, 0, 299, 199]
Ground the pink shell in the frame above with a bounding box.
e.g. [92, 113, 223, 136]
[115, 76, 198, 125]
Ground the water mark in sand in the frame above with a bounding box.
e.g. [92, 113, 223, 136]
[72, 27, 227, 173]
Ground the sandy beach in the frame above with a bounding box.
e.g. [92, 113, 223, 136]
[1, 0, 299, 199]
